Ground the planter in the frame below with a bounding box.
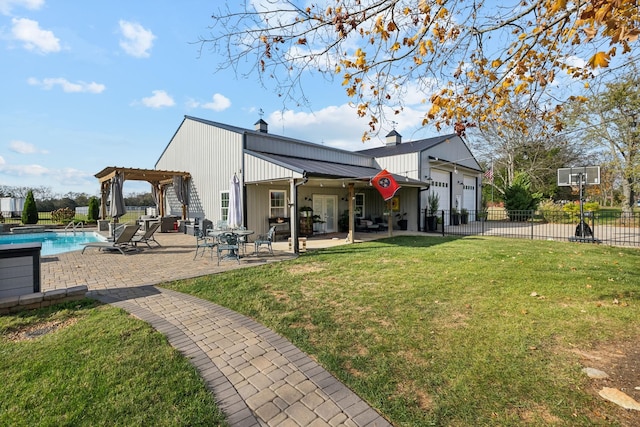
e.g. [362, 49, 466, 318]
[426, 215, 437, 231]
[397, 219, 408, 230]
[461, 213, 469, 224]
[450, 213, 460, 226]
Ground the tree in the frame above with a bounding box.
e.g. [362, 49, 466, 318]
[564, 71, 640, 214]
[88, 197, 100, 222]
[21, 190, 39, 225]
[204, 1, 639, 138]
[469, 101, 586, 198]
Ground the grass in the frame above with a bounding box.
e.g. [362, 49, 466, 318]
[1, 235, 637, 425]
[0, 299, 227, 427]
[162, 235, 640, 426]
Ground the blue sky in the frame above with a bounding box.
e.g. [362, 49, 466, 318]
[1, 0, 442, 197]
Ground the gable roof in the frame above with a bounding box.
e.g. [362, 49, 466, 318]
[356, 133, 461, 156]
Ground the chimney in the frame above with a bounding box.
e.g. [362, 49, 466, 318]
[255, 119, 268, 133]
[385, 129, 402, 146]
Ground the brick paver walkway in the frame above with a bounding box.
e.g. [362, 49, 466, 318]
[41, 230, 393, 426]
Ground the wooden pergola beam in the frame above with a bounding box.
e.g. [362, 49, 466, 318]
[95, 166, 191, 220]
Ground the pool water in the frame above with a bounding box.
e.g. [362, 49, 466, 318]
[0, 231, 106, 256]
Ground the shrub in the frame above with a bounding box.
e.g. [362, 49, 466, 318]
[88, 197, 100, 222]
[538, 199, 564, 223]
[21, 190, 39, 224]
[504, 173, 541, 221]
[51, 207, 76, 224]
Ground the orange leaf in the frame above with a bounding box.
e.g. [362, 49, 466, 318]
[588, 51, 610, 68]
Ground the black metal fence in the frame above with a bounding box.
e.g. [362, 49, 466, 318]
[427, 209, 640, 247]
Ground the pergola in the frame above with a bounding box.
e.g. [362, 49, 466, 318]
[94, 167, 191, 219]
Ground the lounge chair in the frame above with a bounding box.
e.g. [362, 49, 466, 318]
[82, 224, 141, 255]
[132, 222, 161, 248]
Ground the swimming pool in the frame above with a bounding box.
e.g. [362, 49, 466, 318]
[0, 231, 106, 256]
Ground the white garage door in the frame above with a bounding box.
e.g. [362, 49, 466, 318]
[463, 175, 477, 221]
[430, 170, 450, 225]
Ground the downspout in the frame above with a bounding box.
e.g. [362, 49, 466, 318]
[290, 174, 308, 254]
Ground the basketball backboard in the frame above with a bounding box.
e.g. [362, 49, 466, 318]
[557, 166, 600, 186]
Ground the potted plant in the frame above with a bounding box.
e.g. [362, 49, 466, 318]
[460, 208, 469, 224]
[396, 212, 408, 230]
[450, 207, 460, 226]
[426, 193, 439, 231]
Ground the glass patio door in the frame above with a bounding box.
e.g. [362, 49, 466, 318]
[312, 195, 337, 234]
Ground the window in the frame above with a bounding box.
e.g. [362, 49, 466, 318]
[269, 190, 286, 218]
[220, 191, 229, 221]
[355, 193, 365, 218]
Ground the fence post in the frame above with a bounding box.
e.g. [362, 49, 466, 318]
[441, 210, 445, 236]
[530, 210, 534, 240]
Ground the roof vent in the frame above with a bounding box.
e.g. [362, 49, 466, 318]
[385, 129, 402, 146]
[255, 119, 268, 133]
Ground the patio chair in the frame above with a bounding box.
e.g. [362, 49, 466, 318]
[216, 232, 240, 265]
[254, 226, 276, 255]
[131, 221, 161, 248]
[81, 224, 141, 255]
[194, 226, 216, 260]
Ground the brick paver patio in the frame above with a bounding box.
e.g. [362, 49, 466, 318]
[41, 230, 393, 426]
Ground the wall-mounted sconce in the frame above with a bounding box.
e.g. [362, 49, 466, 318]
[342, 181, 346, 188]
[304, 196, 312, 201]
[458, 180, 464, 186]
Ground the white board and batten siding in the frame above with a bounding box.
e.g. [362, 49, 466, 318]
[155, 118, 244, 223]
[0, 243, 41, 298]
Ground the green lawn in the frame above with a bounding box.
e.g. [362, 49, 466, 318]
[1, 236, 638, 426]
[0, 300, 227, 427]
[164, 236, 639, 426]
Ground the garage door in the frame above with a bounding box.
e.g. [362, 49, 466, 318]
[430, 170, 450, 225]
[463, 175, 477, 221]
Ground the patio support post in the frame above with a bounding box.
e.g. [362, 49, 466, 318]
[290, 178, 299, 253]
[348, 183, 355, 243]
[387, 200, 393, 237]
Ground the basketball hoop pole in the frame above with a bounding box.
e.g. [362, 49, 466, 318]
[578, 172, 586, 238]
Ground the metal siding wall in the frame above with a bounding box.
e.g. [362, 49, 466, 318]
[374, 153, 419, 180]
[156, 119, 244, 223]
[429, 141, 477, 169]
[244, 154, 302, 182]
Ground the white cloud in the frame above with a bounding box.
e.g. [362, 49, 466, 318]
[11, 17, 61, 54]
[0, 0, 43, 15]
[0, 162, 49, 176]
[27, 77, 106, 93]
[141, 90, 175, 108]
[9, 140, 48, 154]
[200, 94, 232, 112]
[267, 101, 435, 151]
[118, 20, 155, 58]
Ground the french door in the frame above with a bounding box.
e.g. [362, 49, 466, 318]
[312, 195, 337, 233]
